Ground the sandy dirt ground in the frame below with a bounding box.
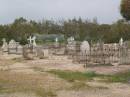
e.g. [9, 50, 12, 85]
[0, 93, 38, 97]
[0, 54, 130, 97]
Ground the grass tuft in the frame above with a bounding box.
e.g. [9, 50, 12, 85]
[48, 70, 98, 82]
[48, 69, 130, 83]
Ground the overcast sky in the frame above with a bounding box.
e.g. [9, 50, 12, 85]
[0, 0, 122, 24]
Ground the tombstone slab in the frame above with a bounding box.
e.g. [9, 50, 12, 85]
[2, 38, 8, 52]
[80, 41, 90, 55]
[8, 39, 17, 54]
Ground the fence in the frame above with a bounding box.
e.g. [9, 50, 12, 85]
[71, 42, 130, 65]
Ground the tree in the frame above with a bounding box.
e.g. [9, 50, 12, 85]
[120, 0, 130, 20]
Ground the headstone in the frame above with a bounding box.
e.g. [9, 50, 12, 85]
[114, 43, 118, 49]
[16, 44, 23, 54]
[80, 41, 90, 55]
[35, 46, 49, 59]
[55, 37, 58, 43]
[119, 38, 123, 46]
[1, 38, 8, 52]
[36, 47, 44, 59]
[67, 37, 75, 44]
[43, 49, 49, 58]
[32, 36, 37, 46]
[55, 37, 59, 47]
[67, 37, 76, 50]
[8, 39, 17, 54]
[23, 45, 35, 60]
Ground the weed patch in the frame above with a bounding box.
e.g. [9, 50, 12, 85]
[48, 70, 98, 82]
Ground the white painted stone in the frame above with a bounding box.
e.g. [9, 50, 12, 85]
[17, 44, 23, 54]
[119, 38, 123, 46]
[2, 38, 8, 52]
[67, 37, 76, 51]
[80, 41, 90, 55]
[32, 36, 37, 46]
[43, 49, 49, 58]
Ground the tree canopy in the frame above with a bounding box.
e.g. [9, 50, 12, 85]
[120, 0, 130, 20]
[0, 17, 130, 45]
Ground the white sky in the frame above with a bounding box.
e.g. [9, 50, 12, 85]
[0, 0, 122, 24]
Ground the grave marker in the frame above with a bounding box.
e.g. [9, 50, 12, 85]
[1, 38, 8, 52]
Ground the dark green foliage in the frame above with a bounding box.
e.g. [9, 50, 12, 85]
[120, 0, 130, 20]
[0, 17, 130, 45]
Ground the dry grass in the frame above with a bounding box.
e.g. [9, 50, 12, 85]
[0, 71, 57, 97]
[0, 55, 130, 97]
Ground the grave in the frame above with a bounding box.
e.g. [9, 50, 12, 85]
[27, 36, 37, 47]
[36, 46, 49, 59]
[78, 41, 90, 64]
[55, 37, 59, 47]
[80, 41, 90, 55]
[32, 36, 37, 46]
[23, 45, 36, 60]
[23, 36, 50, 59]
[1, 38, 8, 52]
[22, 36, 38, 59]
[8, 39, 17, 54]
[16, 44, 23, 54]
[66, 37, 76, 56]
[119, 37, 123, 46]
[8, 39, 23, 55]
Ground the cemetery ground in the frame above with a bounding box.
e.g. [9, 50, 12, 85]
[0, 54, 130, 97]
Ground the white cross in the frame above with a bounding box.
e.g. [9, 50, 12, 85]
[27, 36, 33, 45]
